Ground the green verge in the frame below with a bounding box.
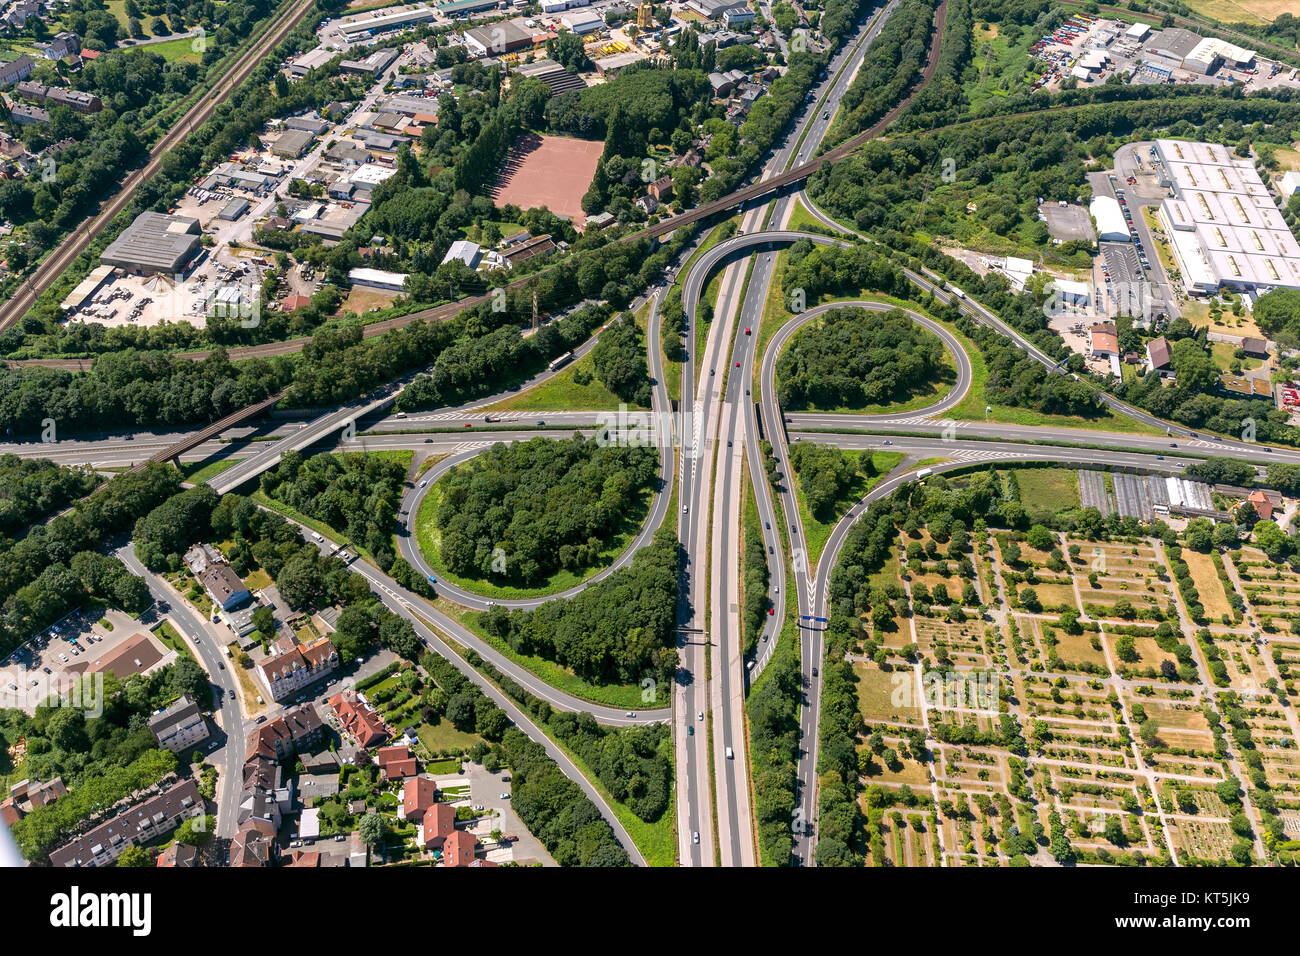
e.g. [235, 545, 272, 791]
[436, 635, 677, 867]
[479, 346, 642, 413]
[431, 597, 658, 710]
[789, 449, 907, 569]
[180, 457, 247, 484]
[413, 474, 656, 601]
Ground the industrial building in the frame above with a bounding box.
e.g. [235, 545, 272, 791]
[1153, 138, 1300, 294]
[100, 212, 202, 276]
[465, 21, 537, 56]
[1090, 195, 1129, 242]
[1182, 36, 1255, 75]
[337, 3, 437, 42]
[272, 128, 316, 158]
[437, 0, 501, 16]
[219, 197, 250, 221]
[348, 267, 409, 292]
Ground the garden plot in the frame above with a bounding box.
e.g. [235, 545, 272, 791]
[1040, 623, 1109, 672]
[913, 618, 996, 671]
[1180, 549, 1237, 623]
[853, 662, 924, 727]
[1134, 698, 1216, 755]
[871, 805, 941, 867]
[860, 735, 932, 787]
[1170, 817, 1238, 863]
[935, 748, 1009, 794]
[1104, 629, 1180, 676]
[1229, 548, 1300, 628]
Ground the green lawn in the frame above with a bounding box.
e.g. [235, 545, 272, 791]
[791, 449, 907, 569]
[180, 457, 246, 484]
[413, 468, 655, 600]
[416, 719, 482, 754]
[144, 35, 204, 63]
[482, 343, 643, 413]
[1012, 466, 1081, 513]
[153, 620, 193, 659]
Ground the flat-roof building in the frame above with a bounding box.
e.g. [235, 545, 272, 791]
[1091, 195, 1129, 242]
[100, 212, 202, 276]
[272, 128, 316, 158]
[348, 267, 409, 291]
[219, 197, 250, 221]
[338, 4, 437, 41]
[1155, 138, 1300, 293]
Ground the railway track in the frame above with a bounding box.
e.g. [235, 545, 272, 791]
[0, 0, 319, 335]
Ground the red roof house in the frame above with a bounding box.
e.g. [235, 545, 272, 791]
[443, 828, 477, 867]
[421, 802, 456, 849]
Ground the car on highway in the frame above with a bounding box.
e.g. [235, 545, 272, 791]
[683, 505, 689, 513]
[764, 521, 770, 529]
[693, 831, 700, 845]
[419, 479, 428, 488]
[625, 711, 637, 718]
[725, 747, 734, 759]
[687, 725, 694, 736]
[697, 711, 703, 720]
[427, 576, 437, 585]
[745, 327, 751, 335]
[537, 420, 545, 425]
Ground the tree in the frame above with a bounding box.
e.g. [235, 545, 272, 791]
[358, 811, 388, 847]
[176, 814, 212, 847]
[116, 845, 150, 867]
[1116, 635, 1140, 664]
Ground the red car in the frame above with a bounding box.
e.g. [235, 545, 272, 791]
[745, 327, 751, 335]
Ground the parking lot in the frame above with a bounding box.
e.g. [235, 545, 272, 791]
[1041, 202, 1095, 243]
[0, 607, 172, 714]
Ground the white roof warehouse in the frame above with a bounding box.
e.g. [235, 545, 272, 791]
[1154, 138, 1300, 294]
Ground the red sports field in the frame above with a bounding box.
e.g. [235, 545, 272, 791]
[492, 133, 603, 223]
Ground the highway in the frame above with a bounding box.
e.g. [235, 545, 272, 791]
[673, 1, 909, 867]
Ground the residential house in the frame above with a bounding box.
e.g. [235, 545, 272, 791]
[184, 543, 225, 576]
[1241, 336, 1269, 359]
[201, 564, 251, 611]
[443, 828, 478, 866]
[49, 778, 203, 867]
[1247, 490, 1277, 521]
[1146, 335, 1172, 374]
[376, 744, 417, 781]
[647, 175, 673, 203]
[258, 637, 339, 702]
[229, 817, 276, 867]
[1088, 322, 1120, 358]
[400, 776, 439, 821]
[156, 843, 198, 867]
[37, 32, 79, 60]
[420, 802, 456, 849]
[245, 704, 325, 764]
[328, 689, 389, 748]
[0, 55, 34, 87]
[148, 695, 210, 754]
[28, 776, 66, 808]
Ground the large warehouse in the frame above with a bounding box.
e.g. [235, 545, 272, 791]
[100, 212, 202, 276]
[1090, 195, 1129, 242]
[1153, 138, 1300, 294]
